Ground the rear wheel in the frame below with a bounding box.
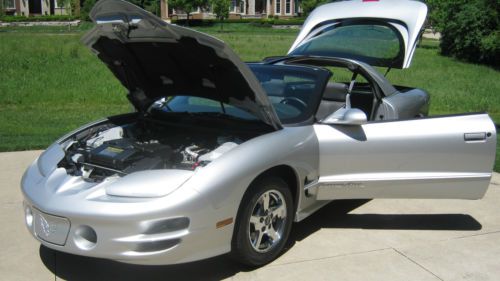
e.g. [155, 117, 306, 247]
[232, 177, 293, 266]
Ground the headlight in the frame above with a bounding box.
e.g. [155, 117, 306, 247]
[37, 143, 65, 176]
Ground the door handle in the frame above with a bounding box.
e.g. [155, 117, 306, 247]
[464, 132, 487, 141]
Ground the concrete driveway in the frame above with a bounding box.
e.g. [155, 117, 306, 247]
[2, 150, 499, 281]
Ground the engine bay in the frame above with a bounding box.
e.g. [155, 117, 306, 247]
[58, 117, 252, 182]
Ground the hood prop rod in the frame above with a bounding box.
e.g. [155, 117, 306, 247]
[384, 67, 392, 77]
[346, 72, 358, 109]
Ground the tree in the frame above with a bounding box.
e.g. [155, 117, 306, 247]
[125, 0, 162, 16]
[59, 0, 72, 15]
[169, 0, 209, 25]
[81, 0, 96, 20]
[425, 0, 445, 29]
[425, 0, 499, 67]
[0, 0, 4, 17]
[211, 0, 230, 31]
[300, 0, 329, 17]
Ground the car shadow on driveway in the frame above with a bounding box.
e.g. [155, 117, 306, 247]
[40, 246, 244, 281]
[287, 200, 482, 244]
[39, 200, 482, 281]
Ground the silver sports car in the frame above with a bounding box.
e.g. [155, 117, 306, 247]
[21, 0, 497, 266]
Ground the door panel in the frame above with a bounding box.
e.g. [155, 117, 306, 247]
[314, 113, 497, 200]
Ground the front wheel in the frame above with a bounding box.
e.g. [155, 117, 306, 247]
[232, 177, 294, 266]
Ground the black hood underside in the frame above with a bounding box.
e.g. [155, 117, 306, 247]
[82, 0, 282, 129]
[92, 37, 259, 111]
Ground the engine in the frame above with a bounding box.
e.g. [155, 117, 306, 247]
[59, 122, 242, 181]
[85, 138, 172, 172]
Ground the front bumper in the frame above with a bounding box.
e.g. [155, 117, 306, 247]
[21, 161, 234, 265]
[23, 203, 230, 265]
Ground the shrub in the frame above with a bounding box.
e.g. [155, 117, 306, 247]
[171, 18, 304, 26]
[80, 0, 96, 21]
[426, 0, 499, 67]
[172, 19, 215, 26]
[273, 18, 305, 25]
[300, 0, 329, 17]
[0, 15, 77, 22]
[124, 0, 163, 16]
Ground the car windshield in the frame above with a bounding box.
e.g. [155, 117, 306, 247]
[150, 64, 330, 124]
[155, 96, 257, 120]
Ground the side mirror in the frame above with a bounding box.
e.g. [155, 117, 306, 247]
[321, 108, 367, 125]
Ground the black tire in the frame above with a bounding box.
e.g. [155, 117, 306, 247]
[231, 177, 294, 266]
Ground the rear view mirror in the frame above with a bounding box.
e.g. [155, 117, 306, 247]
[321, 108, 367, 125]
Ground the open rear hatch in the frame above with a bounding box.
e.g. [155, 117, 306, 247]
[288, 0, 427, 69]
[82, 0, 281, 129]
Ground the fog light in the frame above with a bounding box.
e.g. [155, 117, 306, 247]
[24, 205, 33, 229]
[74, 225, 97, 250]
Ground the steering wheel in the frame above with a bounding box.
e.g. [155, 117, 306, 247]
[280, 97, 307, 110]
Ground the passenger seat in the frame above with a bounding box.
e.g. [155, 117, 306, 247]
[316, 82, 348, 121]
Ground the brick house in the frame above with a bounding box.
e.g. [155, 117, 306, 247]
[2, 0, 300, 19]
[2, 0, 71, 16]
[161, 0, 302, 20]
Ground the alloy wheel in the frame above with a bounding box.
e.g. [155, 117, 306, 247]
[248, 189, 287, 253]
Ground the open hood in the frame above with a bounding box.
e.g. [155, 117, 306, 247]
[82, 0, 281, 129]
[288, 0, 427, 69]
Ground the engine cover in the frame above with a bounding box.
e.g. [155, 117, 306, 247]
[86, 139, 172, 172]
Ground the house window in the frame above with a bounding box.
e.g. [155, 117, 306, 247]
[275, 0, 281, 14]
[4, 0, 16, 9]
[240, 0, 245, 14]
[230, 0, 236, 12]
[285, 0, 291, 14]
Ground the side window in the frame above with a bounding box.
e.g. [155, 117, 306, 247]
[249, 63, 331, 124]
[260, 74, 319, 121]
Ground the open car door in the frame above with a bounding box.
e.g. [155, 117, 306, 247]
[288, 0, 428, 69]
[297, 1, 497, 200]
[313, 114, 497, 200]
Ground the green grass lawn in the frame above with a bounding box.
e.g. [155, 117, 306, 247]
[0, 23, 499, 171]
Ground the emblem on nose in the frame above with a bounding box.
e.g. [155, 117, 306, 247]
[39, 214, 56, 237]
